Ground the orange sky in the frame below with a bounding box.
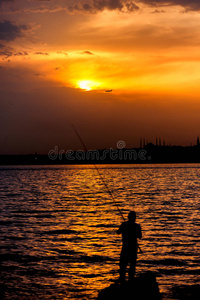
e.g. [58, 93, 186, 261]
[1, 0, 200, 154]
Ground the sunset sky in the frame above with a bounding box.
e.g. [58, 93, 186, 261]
[1, 0, 200, 154]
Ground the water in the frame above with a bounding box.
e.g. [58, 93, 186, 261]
[0, 164, 200, 299]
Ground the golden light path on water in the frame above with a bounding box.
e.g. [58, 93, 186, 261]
[0, 164, 200, 299]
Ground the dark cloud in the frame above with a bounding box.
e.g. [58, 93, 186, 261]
[126, 2, 140, 12]
[0, 45, 14, 59]
[69, 0, 139, 13]
[81, 50, 94, 55]
[54, 64, 67, 71]
[34, 73, 46, 77]
[68, 0, 200, 12]
[0, 0, 14, 6]
[14, 51, 29, 56]
[0, 44, 29, 59]
[0, 48, 13, 59]
[0, 20, 27, 42]
[94, 0, 124, 11]
[152, 9, 166, 14]
[35, 52, 49, 55]
[1, 0, 200, 14]
[140, 0, 200, 11]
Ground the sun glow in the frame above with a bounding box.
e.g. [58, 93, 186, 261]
[77, 80, 101, 91]
[78, 80, 92, 91]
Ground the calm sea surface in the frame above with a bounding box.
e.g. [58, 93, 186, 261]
[0, 164, 200, 299]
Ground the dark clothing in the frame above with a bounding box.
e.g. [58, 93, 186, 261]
[117, 221, 142, 281]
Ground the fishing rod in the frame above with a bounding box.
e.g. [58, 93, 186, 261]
[72, 124, 125, 221]
[72, 124, 143, 253]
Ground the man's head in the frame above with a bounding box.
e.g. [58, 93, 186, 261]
[128, 211, 136, 222]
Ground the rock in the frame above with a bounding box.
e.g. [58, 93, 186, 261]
[97, 272, 162, 300]
[172, 284, 200, 300]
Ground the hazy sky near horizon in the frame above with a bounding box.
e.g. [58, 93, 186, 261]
[1, 0, 200, 154]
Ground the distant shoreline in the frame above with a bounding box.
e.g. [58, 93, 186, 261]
[1, 144, 200, 165]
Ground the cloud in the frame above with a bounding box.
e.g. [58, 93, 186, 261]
[35, 52, 49, 55]
[152, 9, 166, 14]
[94, 0, 124, 11]
[140, 0, 200, 11]
[0, 20, 29, 59]
[67, 0, 200, 13]
[81, 50, 94, 55]
[0, 0, 14, 6]
[1, 0, 200, 15]
[0, 0, 63, 14]
[0, 46, 29, 59]
[69, 0, 140, 13]
[0, 42, 29, 59]
[0, 47, 13, 59]
[0, 20, 27, 42]
[57, 51, 68, 56]
[34, 73, 46, 77]
[54, 64, 67, 71]
[14, 51, 29, 56]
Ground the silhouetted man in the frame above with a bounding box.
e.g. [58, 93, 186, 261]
[117, 211, 142, 282]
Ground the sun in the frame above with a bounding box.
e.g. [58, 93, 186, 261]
[77, 80, 101, 91]
[78, 80, 93, 91]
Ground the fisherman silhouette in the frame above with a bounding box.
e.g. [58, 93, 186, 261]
[117, 211, 142, 282]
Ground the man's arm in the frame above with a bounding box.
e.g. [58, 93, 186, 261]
[117, 223, 123, 234]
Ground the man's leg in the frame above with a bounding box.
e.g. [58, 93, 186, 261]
[119, 253, 128, 282]
[129, 254, 137, 281]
